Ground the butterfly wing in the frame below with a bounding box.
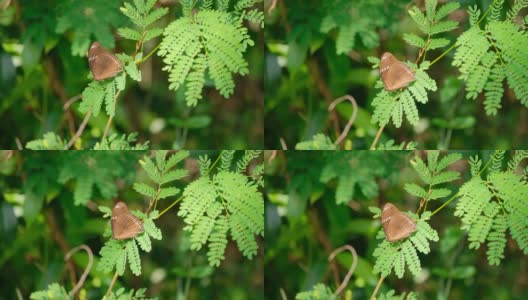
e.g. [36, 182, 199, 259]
[111, 212, 144, 240]
[381, 203, 416, 242]
[385, 212, 416, 242]
[88, 42, 123, 81]
[380, 52, 415, 91]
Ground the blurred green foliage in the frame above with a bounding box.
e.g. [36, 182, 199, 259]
[264, 150, 528, 300]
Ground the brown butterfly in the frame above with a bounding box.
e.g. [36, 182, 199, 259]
[381, 203, 417, 242]
[379, 52, 415, 91]
[88, 41, 123, 81]
[111, 201, 144, 240]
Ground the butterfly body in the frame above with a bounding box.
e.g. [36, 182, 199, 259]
[88, 42, 123, 81]
[381, 203, 416, 242]
[379, 52, 415, 91]
[111, 201, 143, 240]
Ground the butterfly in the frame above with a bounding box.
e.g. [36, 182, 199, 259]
[88, 41, 123, 81]
[381, 203, 417, 242]
[111, 201, 144, 240]
[379, 52, 415, 91]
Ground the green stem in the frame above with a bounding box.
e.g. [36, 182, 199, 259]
[136, 43, 161, 65]
[205, 150, 225, 176]
[157, 195, 184, 218]
[158, 151, 225, 218]
[430, 0, 497, 67]
[431, 153, 495, 217]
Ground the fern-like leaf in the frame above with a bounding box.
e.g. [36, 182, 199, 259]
[159, 9, 255, 106]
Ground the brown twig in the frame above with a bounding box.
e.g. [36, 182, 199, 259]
[66, 109, 92, 149]
[44, 208, 77, 292]
[43, 58, 76, 136]
[268, 0, 278, 14]
[279, 138, 288, 150]
[308, 208, 341, 293]
[101, 89, 122, 141]
[307, 58, 341, 139]
[105, 271, 119, 298]
[328, 245, 358, 297]
[370, 276, 386, 300]
[279, 288, 288, 300]
[63, 94, 83, 111]
[328, 95, 358, 147]
[65, 244, 93, 297]
[370, 125, 386, 150]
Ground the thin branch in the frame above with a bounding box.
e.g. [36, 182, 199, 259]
[279, 288, 288, 300]
[308, 58, 341, 139]
[136, 43, 161, 65]
[328, 245, 358, 297]
[44, 57, 76, 136]
[280, 138, 288, 150]
[370, 125, 386, 150]
[65, 244, 94, 297]
[15, 137, 23, 150]
[66, 110, 92, 149]
[308, 208, 341, 292]
[268, 0, 278, 14]
[328, 95, 358, 147]
[370, 276, 385, 300]
[44, 208, 77, 292]
[63, 94, 83, 111]
[101, 89, 122, 141]
[104, 271, 119, 298]
[430, 0, 497, 67]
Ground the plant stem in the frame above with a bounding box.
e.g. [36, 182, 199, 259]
[158, 151, 224, 218]
[136, 43, 161, 65]
[430, 0, 497, 67]
[158, 195, 183, 218]
[370, 276, 385, 300]
[101, 90, 122, 142]
[205, 150, 225, 176]
[104, 271, 119, 298]
[370, 125, 386, 150]
[66, 109, 92, 149]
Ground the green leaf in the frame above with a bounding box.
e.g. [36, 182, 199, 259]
[405, 183, 427, 198]
[135, 233, 152, 252]
[158, 187, 180, 199]
[118, 27, 143, 40]
[133, 182, 157, 198]
[429, 188, 451, 200]
[125, 61, 141, 81]
[143, 27, 163, 41]
[431, 171, 460, 185]
[403, 33, 426, 48]
[79, 81, 105, 116]
[160, 169, 188, 185]
[144, 218, 162, 240]
[26, 132, 67, 150]
[126, 239, 141, 275]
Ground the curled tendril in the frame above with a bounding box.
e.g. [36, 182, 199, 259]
[328, 244, 358, 296]
[328, 95, 358, 147]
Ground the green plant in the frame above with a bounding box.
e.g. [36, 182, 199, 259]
[178, 150, 264, 266]
[454, 150, 528, 265]
[452, 0, 528, 115]
[158, 0, 263, 106]
[368, 0, 460, 130]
